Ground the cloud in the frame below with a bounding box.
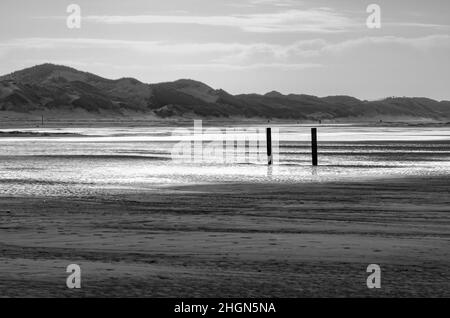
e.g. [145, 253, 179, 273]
[213, 35, 450, 65]
[385, 22, 450, 29]
[1, 35, 448, 72]
[0, 38, 249, 55]
[323, 34, 450, 53]
[40, 5, 450, 34]
[167, 62, 322, 71]
[3, 35, 448, 55]
[84, 8, 356, 33]
[247, 0, 298, 6]
[227, 0, 300, 8]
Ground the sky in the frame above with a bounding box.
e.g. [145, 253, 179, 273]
[0, 0, 449, 100]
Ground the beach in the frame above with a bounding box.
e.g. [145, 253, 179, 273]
[0, 123, 449, 297]
[1, 176, 449, 297]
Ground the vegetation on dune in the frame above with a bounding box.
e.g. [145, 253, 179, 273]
[1, 64, 449, 120]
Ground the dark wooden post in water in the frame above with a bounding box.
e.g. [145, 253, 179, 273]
[311, 128, 318, 166]
[266, 127, 272, 165]
[41, 115, 44, 126]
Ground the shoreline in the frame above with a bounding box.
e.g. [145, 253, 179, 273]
[0, 111, 449, 129]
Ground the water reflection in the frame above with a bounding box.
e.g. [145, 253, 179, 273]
[0, 125, 449, 197]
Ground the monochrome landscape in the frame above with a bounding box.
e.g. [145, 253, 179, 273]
[0, 0, 449, 298]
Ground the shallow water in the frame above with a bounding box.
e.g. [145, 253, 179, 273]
[0, 125, 449, 197]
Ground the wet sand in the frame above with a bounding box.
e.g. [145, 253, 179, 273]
[1, 175, 449, 297]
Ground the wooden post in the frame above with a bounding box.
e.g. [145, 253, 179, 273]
[311, 128, 318, 166]
[266, 127, 272, 165]
[41, 115, 44, 126]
